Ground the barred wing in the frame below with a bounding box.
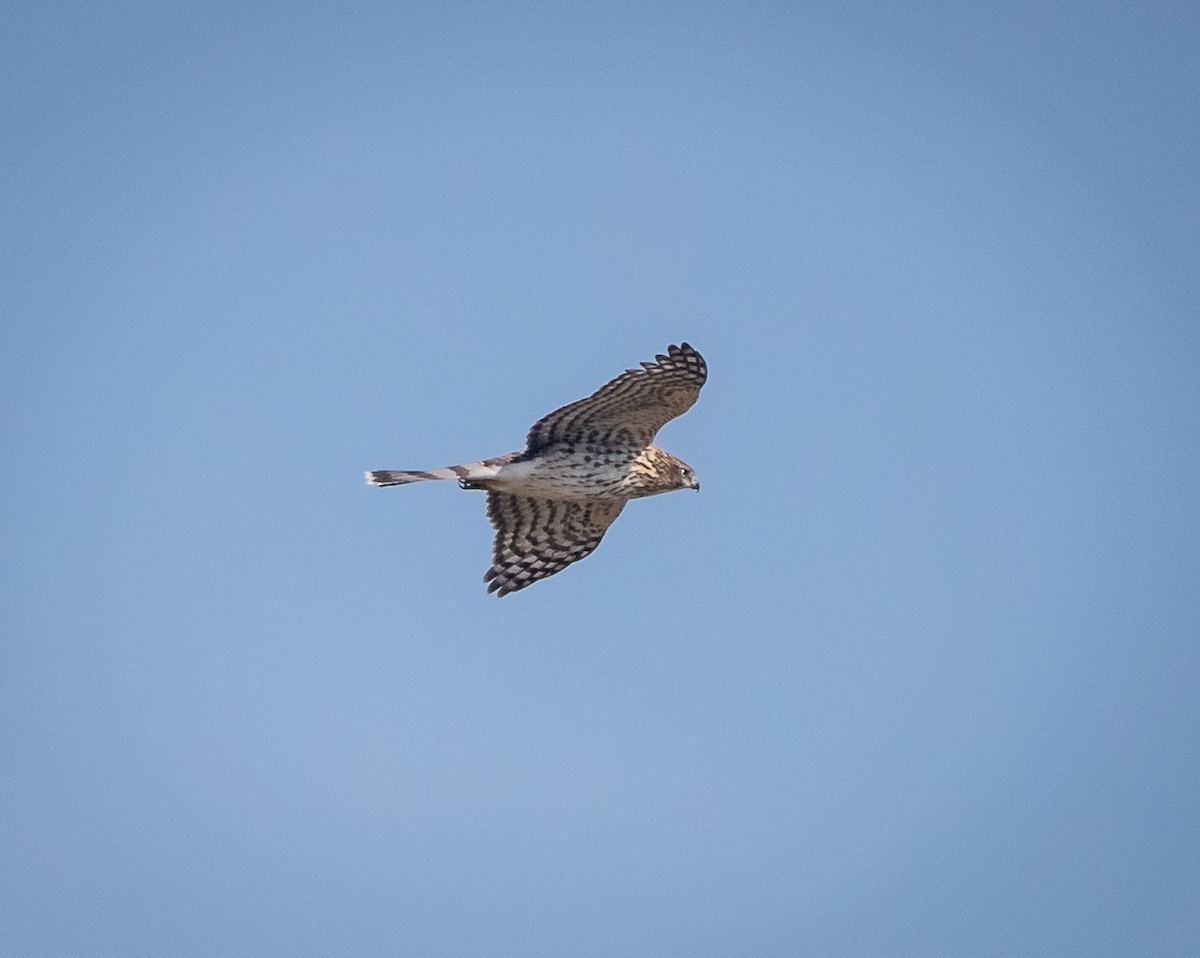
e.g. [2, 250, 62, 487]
[524, 343, 707, 453]
[484, 493, 626, 596]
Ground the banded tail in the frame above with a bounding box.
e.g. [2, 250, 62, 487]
[365, 453, 516, 488]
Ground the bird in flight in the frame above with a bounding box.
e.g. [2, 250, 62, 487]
[366, 342, 707, 596]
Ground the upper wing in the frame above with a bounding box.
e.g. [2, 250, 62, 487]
[484, 493, 626, 596]
[524, 343, 706, 453]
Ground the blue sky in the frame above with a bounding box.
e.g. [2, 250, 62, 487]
[3, 2, 1198, 955]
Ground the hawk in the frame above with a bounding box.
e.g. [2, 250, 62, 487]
[366, 342, 707, 596]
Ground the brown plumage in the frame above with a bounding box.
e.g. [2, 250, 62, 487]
[367, 343, 706, 595]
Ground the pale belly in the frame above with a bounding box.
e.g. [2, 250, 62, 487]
[491, 446, 637, 500]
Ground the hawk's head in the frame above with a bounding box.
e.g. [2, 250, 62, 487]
[676, 462, 700, 492]
[629, 446, 700, 496]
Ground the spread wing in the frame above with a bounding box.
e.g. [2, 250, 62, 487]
[484, 493, 626, 596]
[524, 343, 707, 453]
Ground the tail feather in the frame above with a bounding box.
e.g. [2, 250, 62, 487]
[365, 455, 513, 488]
[365, 466, 469, 487]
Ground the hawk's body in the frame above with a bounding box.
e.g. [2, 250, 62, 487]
[367, 343, 706, 596]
